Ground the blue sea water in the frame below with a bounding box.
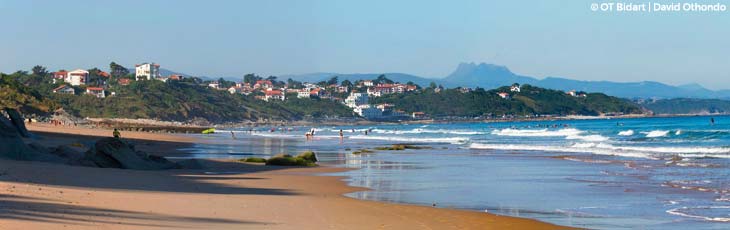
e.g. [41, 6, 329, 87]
[184, 115, 730, 229]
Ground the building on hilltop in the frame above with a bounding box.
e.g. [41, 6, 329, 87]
[135, 63, 161, 81]
[65, 69, 89, 86]
[52, 85, 75, 95]
[264, 89, 285, 101]
[345, 92, 369, 108]
[85, 87, 106, 98]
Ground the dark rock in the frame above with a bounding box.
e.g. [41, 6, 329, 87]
[83, 137, 178, 170]
[0, 113, 37, 160]
[5, 108, 32, 138]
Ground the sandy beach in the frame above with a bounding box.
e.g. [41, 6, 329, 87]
[0, 124, 571, 229]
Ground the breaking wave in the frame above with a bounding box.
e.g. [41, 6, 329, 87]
[469, 142, 730, 159]
[491, 128, 583, 137]
[349, 135, 469, 144]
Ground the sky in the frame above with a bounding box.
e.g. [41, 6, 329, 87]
[1, 0, 729, 89]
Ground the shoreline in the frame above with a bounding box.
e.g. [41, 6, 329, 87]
[74, 112, 730, 132]
[2, 124, 573, 229]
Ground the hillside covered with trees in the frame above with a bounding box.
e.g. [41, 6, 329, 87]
[372, 84, 643, 117]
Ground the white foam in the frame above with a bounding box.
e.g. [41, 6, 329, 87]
[666, 206, 730, 222]
[470, 142, 730, 159]
[618, 130, 634, 136]
[349, 135, 469, 144]
[645, 130, 669, 138]
[491, 128, 583, 137]
[371, 128, 485, 135]
[675, 130, 682, 135]
[566, 134, 609, 142]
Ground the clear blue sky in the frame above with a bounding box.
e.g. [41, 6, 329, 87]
[1, 0, 729, 89]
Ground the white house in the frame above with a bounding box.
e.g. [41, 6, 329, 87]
[85, 87, 106, 98]
[66, 69, 89, 86]
[135, 63, 161, 81]
[208, 82, 220, 89]
[264, 90, 285, 101]
[52, 85, 75, 95]
[297, 90, 311, 98]
[362, 80, 374, 87]
[510, 84, 521, 92]
[344, 92, 369, 108]
[497, 92, 510, 99]
[353, 105, 382, 119]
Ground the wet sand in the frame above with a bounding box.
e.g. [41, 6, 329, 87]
[0, 124, 573, 229]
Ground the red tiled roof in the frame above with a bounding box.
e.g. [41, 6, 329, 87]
[86, 87, 104, 91]
[265, 90, 282, 95]
[53, 85, 69, 91]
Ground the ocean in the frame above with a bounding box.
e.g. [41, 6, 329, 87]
[182, 115, 730, 229]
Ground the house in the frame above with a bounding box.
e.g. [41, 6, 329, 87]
[510, 83, 521, 92]
[254, 80, 273, 89]
[297, 89, 311, 98]
[208, 82, 220, 89]
[310, 88, 325, 98]
[412, 112, 427, 119]
[567, 90, 586, 97]
[85, 87, 105, 98]
[117, 78, 131, 86]
[336, 86, 349, 93]
[52, 71, 68, 80]
[362, 80, 374, 87]
[458, 87, 473, 93]
[353, 105, 382, 119]
[168, 74, 183, 81]
[135, 63, 161, 81]
[264, 90, 285, 101]
[66, 69, 89, 86]
[52, 85, 75, 95]
[227, 86, 242, 94]
[344, 92, 368, 108]
[497, 92, 510, 99]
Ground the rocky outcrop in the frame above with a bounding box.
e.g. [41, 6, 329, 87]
[82, 137, 178, 170]
[0, 109, 40, 160]
[5, 108, 32, 138]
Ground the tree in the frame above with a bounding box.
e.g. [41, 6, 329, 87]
[243, 73, 261, 84]
[31, 65, 48, 76]
[374, 74, 393, 84]
[341, 79, 353, 88]
[326, 76, 338, 86]
[266, 76, 278, 81]
[287, 78, 303, 88]
[109, 62, 129, 78]
[428, 81, 437, 89]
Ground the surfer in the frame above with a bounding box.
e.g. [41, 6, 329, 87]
[711, 117, 715, 125]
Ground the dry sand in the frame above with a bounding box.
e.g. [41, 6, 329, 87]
[0, 124, 573, 230]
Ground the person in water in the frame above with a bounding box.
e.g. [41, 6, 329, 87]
[711, 117, 715, 125]
[113, 129, 121, 139]
[339, 129, 344, 142]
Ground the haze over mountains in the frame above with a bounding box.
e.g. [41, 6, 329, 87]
[280, 63, 730, 99]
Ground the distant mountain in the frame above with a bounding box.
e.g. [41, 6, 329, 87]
[281, 72, 443, 88]
[442, 63, 537, 89]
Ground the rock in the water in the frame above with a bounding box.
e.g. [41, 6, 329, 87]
[83, 137, 178, 170]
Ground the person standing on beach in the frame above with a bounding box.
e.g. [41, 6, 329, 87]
[113, 129, 121, 139]
[231, 131, 236, 139]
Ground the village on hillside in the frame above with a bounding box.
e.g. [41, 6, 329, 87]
[48, 62, 591, 121]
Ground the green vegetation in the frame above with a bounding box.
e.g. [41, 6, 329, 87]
[265, 152, 318, 167]
[372, 84, 642, 117]
[639, 98, 730, 114]
[352, 149, 374, 154]
[240, 157, 267, 163]
[373, 144, 430, 151]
